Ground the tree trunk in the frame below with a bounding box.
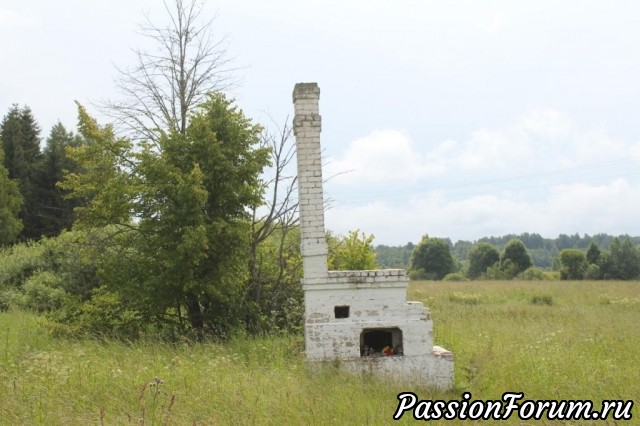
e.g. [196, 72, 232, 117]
[185, 293, 204, 340]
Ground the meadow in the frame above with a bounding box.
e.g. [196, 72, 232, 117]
[0, 280, 638, 425]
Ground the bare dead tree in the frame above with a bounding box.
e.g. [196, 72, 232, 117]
[252, 118, 298, 246]
[245, 118, 303, 331]
[103, 0, 235, 142]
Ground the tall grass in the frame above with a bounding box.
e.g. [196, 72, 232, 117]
[413, 281, 640, 412]
[0, 280, 638, 424]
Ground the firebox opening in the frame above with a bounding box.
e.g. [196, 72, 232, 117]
[334, 305, 350, 318]
[360, 327, 403, 356]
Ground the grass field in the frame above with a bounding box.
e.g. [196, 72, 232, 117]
[0, 280, 638, 425]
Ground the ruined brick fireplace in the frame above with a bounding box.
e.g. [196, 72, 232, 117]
[293, 83, 454, 389]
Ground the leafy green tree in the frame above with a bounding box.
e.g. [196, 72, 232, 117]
[467, 242, 500, 279]
[60, 104, 135, 227]
[328, 229, 377, 271]
[559, 249, 586, 280]
[452, 240, 473, 261]
[375, 242, 414, 269]
[244, 223, 303, 334]
[586, 242, 601, 265]
[410, 235, 455, 280]
[0, 146, 23, 245]
[62, 0, 297, 338]
[598, 251, 615, 279]
[584, 263, 601, 280]
[500, 239, 532, 277]
[0, 105, 45, 240]
[602, 237, 640, 280]
[518, 267, 547, 281]
[62, 95, 269, 338]
[38, 123, 85, 237]
[615, 238, 640, 280]
[557, 233, 580, 250]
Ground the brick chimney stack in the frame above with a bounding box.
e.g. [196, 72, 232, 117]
[293, 83, 328, 280]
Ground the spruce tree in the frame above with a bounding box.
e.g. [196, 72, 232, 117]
[586, 242, 601, 265]
[0, 144, 23, 245]
[0, 105, 45, 240]
[39, 122, 84, 236]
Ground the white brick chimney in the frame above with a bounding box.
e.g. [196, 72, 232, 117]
[293, 83, 328, 280]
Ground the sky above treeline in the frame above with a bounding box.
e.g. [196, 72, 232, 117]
[2, 1, 640, 245]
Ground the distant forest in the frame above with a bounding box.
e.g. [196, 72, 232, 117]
[375, 233, 640, 270]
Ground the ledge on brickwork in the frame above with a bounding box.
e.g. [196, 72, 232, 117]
[328, 269, 406, 278]
[302, 269, 409, 289]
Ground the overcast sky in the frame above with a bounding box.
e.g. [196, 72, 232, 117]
[2, 0, 640, 245]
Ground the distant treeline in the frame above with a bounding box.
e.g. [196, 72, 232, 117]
[376, 233, 640, 270]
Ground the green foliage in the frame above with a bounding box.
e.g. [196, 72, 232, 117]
[0, 241, 48, 288]
[475, 232, 637, 269]
[0, 289, 18, 311]
[442, 272, 468, 281]
[559, 248, 587, 280]
[0, 145, 23, 245]
[451, 240, 473, 260]
[500, 239, 532, 277]
[518, 267, 547, 281]
[481, 260, 551, 281]
[448, 292, 480, 304]
[59, 103, 136, 227]
[482, 263, 510, 280]
[500, 258, 520, 279]
[586, 241, 601, 265]
[0, 105, 47, 240]
[599, 237, 640, 280]
[38, 122, 84, 237]
[374, 242, 414, 268]
[612, 238, 640, 279]
[0, 231, 101, 314]
[384, 233, 638, 273]
[530, 294, 554, 306]
[409, 235, 455, 280]
[467, 242, 500, 279]
[584, 263, 601, 280]
[328, 229, 377, 271]
[245, 224, 303, 335]
[61, 95, 269, 338]
[0, 107, 83, 242]
[48, 287, 145, 339]
[19, 271, 67, 312]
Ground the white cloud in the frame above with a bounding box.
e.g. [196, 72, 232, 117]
[0, 6, 38, 30]
[521, 109, 572, 139]
[544, 179, 640, 233]
[457, 109, 580, 172]
[325, 130, 447, 185]
[457, 125, 532, 170]
[326, 178, 640, 245]
[475, 11, 508, 34]
[324, 110, 640, 244]
[327, 109, 640, 187]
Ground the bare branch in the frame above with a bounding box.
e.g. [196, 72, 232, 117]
[99, 0, 237, 142]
